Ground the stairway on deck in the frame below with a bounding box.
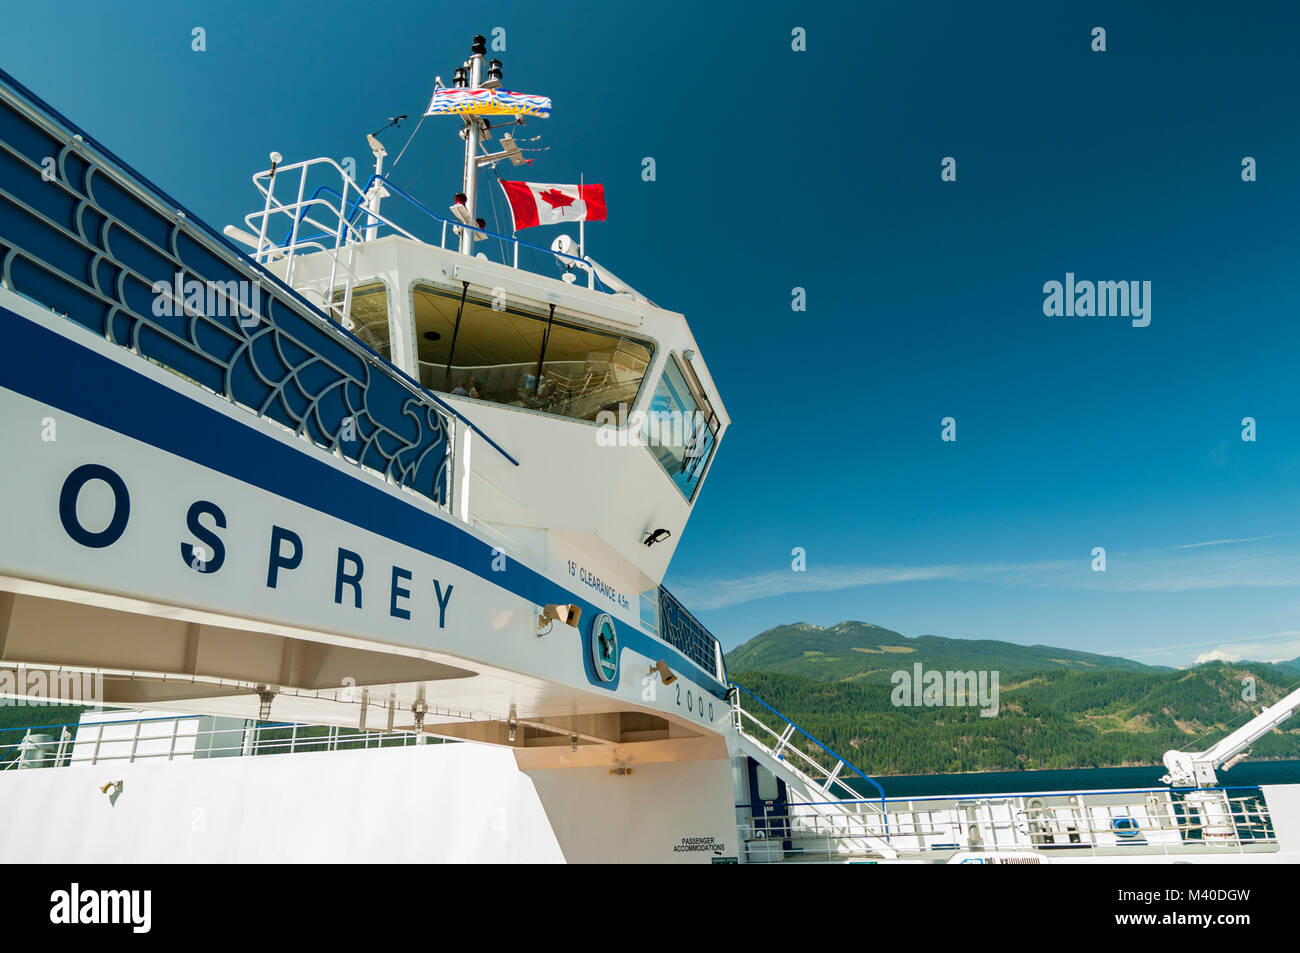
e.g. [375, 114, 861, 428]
[729, 684, 897, 861]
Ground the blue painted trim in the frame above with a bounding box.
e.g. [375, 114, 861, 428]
[0, 303, 725, 698]
[0, 67, 517, 471]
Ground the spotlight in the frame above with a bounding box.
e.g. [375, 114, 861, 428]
[643, 528, 672, 547]
[650, 660, 677, 686]
[538, 603, 583, 630]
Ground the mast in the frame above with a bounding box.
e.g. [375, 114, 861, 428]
[363, 133, 387, 242]
[458, 34, 487, 255]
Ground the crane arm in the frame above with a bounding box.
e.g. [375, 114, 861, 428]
[1162, 680, 1300, 787]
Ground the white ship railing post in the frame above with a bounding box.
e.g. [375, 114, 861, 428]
[254, 151, 280, 264]
[457, 422, 473, 524]
[285, 163, 309, 285]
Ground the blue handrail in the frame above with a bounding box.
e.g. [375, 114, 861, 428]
[730, 680, 889, 811]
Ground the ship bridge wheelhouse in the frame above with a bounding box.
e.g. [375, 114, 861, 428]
[249, 165, 729, 601]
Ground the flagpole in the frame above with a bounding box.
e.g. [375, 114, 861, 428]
[459, 37, 486, 256]
[579, 173, 586, 259]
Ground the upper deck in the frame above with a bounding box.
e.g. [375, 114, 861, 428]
[236, 151, 730, 600]
[0, 59, 731, 755]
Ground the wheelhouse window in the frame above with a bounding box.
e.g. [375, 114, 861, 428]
[330, 283, 391, 360]
[412, 283, 653, 422]
[643, 354, 719, 501]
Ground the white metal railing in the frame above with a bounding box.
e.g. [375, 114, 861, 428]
[0, 713, 431, 772]
[730, 683, 896, 858]
[245, 157, 407, 324]
[734, 787, 1278, 862]
[243, 158, 608, 324]
[731, 684, 883, 804]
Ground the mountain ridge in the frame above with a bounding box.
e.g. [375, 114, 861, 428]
[723, 623, 1300, 773]
[726, 620, 1160, 681]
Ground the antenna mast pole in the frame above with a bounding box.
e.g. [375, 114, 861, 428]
[364, 135, 387, 243]
[459, 35, 487, 255]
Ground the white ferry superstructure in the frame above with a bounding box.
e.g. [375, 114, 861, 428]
[2, 36, 1300, 864]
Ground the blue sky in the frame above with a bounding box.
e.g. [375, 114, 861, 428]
[7, 1, 1300, 667]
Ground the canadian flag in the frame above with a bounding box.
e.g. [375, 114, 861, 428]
[498, 180, 606, 230]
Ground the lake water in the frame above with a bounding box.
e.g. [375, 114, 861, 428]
[858, 760, 1300, 798]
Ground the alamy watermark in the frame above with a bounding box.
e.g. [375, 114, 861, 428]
[891, 664, 999, 717]
[151, 271, 261, 327]
[1043, 273, 1151, 327]
[50, 883, 151, 933]
[595, 404, 707, 457]
[1, 666, 103, 707]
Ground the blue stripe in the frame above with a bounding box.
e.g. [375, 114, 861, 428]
[0, 304, 725, 697]
[0, 67, 517, 471]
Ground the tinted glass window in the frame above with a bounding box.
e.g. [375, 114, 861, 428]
[643, 356, 718, 500]
[412, 284, 653, 423]
[330, 283, 390, 359]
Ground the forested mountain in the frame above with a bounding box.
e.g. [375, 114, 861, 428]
[726, 623, 1300, 775]
[728, 621, 1158, 680]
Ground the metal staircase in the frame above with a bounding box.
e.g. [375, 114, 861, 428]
[730, 683, 897, 861]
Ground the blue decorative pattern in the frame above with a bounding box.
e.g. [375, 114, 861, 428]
[0, 79, 452, 507]
[658, 586, 722, 679]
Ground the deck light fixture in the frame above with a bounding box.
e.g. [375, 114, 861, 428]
[538, 603, 582, 631]
[256, 686, 276, 721]
[650, 660, 677, 686]
[450, 194, 474, 226]
[643, 528, 671, 547]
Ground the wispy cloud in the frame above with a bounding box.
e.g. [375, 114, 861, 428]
[1118, 629, 1300, 667]
[672, 537, 1300, 611]
[1174, 534, 1284, 549]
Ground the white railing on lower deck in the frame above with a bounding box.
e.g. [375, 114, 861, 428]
[735, 787, 1278, 862]
[0, 712, 429, 772]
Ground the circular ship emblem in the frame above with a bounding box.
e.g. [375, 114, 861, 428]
[590, 613, 619, 682]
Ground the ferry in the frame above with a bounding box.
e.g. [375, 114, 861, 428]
[2, 35, 1300, 864]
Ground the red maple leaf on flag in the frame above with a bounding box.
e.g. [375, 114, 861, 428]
[537, 188, 576, 212]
